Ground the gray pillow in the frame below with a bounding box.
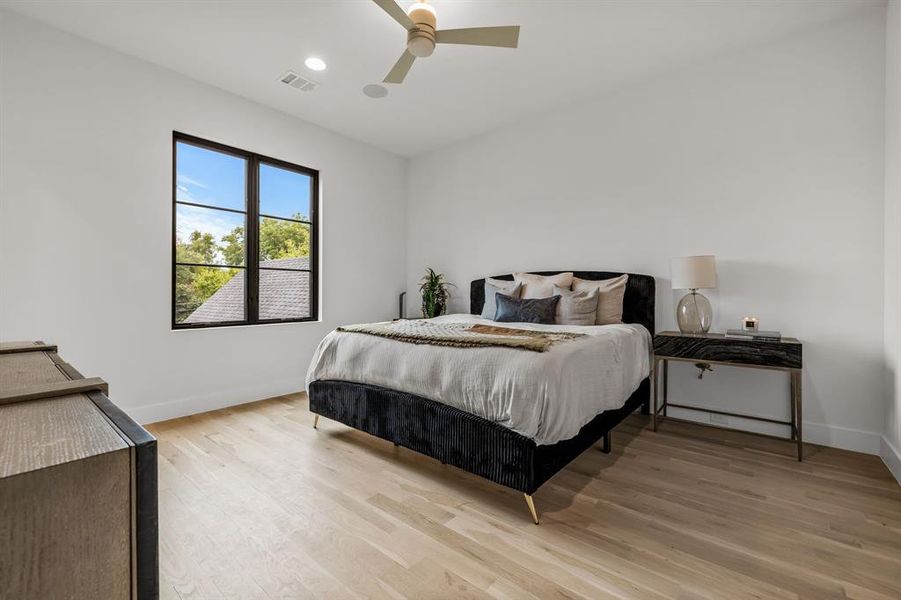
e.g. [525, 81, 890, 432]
[481, 278, 522, 319]
[495, 293, 560, 324]
[554, 285, 600, 326]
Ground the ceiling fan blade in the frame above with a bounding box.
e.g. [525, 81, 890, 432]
[384, 49, 416, 84]
[436, 26, 520, 48]
[372, 0, 415, 30]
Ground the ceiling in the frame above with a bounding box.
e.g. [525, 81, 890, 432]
[1, 0, 882, 157]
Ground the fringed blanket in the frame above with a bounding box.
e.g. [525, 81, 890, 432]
[336, 320, 585, 352]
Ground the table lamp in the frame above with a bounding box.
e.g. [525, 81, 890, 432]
[671, 255, 716, 334]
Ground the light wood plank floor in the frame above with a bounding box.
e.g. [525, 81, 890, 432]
[148, 393, 901, 600]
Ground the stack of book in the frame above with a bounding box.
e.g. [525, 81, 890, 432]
[724, 329, 781, 341]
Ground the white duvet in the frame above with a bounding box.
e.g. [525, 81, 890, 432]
[305, 314, 652, 445]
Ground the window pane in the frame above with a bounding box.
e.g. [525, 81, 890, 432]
[259, 217, 310, 262]
[259, 163, 311, 221]
[176, 204, 245, 266]
[176, 141, 247, 211]
[175, 266, 245, 324]
[259, 269, 310, 320]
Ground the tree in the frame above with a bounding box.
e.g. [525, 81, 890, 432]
[187, 231, 217, 263]
[195, 268, 234, 298]
[259, 214, 310, 261]
[221, 226, 245, 265]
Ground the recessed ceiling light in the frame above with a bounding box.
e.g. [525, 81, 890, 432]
[362, 84, 388, 99]
[304, 57, 327, 72]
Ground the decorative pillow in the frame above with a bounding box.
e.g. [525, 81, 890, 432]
[554, 285, 600, 326]
[572, 274, 629, 325]
[495, 293, 560, 324]
[513, 272, 574, 299]
[481, 278, 522, 319]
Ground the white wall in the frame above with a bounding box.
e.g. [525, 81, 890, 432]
[883, 1, 901, 480]
[0, 11, 407, 423]
[407, 10, 887, 454]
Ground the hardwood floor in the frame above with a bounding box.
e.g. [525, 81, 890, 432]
[148, 393, 901, 599]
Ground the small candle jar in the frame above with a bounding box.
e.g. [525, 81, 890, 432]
[742, 316, 759, 332]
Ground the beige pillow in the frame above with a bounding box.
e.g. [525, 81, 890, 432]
[572, 274, 629, 325]
[554, 285, 599, 326]
[513, 272, 574, 299]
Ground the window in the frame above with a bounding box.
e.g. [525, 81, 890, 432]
[172, 132, 318, 328]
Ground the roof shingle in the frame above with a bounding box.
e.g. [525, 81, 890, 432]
[182, 257, 311, 323]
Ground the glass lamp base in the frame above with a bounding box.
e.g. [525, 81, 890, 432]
[677, 290, 712, 334]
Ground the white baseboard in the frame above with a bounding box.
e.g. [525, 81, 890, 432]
[802, 421, 882, 455]
[123, 376, 304, 425]
[666, 407, 881, 455]
[881, 436, 901, 484]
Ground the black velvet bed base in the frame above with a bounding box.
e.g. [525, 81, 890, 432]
[308, 378, 650, 495]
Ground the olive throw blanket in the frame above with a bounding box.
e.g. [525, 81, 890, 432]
[337, 320, 585, 352]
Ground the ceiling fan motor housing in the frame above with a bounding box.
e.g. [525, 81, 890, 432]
[407, 3, 436, 57]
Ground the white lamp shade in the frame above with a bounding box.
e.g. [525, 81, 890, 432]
[671, 255, 716, 289]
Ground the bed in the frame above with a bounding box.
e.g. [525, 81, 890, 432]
[307, 270, 655, 523]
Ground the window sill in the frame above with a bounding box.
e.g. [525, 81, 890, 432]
[171, 318, 321, 331]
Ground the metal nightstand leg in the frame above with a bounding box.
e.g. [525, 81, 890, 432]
[790, 375, 797, 442]
[791, 371, 803, 461]
[652, 357, 659, 432]
[662, 359, 668, 417]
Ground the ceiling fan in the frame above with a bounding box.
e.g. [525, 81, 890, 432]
[372, 0, 520, 84]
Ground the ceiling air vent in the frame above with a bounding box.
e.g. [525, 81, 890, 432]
[279, 70, 318, 92]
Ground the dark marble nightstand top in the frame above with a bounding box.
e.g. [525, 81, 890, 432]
[654, 331, 802, 370]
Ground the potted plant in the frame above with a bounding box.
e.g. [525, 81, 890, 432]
[419, 267, 454, 318]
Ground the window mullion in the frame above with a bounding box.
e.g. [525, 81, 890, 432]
[247, 156, 260, 323]
[310, 165, 319, 321]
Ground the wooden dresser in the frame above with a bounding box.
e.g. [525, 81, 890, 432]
[0, 342, 158, 599]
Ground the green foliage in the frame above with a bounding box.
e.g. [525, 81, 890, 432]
[221, 226, 245, 266]
[178, 231, 218, 264]
[174, 213, 311, 322]
[174, 265, 200, 322]
[193, 267, 234, 299]
[419, 267, 454, 318]
[259, 214, 310, 260]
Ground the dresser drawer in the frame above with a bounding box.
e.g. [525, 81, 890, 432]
[653, 333, 802, 370]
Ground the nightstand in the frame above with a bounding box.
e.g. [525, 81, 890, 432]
[652, 331, 804, 460]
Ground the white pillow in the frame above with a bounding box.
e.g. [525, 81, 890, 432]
[554, 285, 599, 326]
[513, 272, 574, 299]
[481, 278, 522, 320]
[572, 274, 629, 325]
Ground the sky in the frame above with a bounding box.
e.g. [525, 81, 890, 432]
[175, 141, 311, 246]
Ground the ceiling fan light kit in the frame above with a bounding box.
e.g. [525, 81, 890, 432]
[406, 2, 436, 57]
[372, 0, 521, 84]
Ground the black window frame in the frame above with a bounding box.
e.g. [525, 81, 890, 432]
[171, 131, 319, 329]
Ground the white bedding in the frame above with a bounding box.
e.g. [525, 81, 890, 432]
[305, 314, 652, 445]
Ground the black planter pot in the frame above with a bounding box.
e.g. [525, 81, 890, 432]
[421, 299, 446, 318]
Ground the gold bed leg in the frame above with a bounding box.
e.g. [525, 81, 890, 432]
[313, 414, 320, 429]
[524, 494, 539, 525]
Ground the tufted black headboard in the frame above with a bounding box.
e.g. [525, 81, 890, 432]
[470, 271, 656, 334]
